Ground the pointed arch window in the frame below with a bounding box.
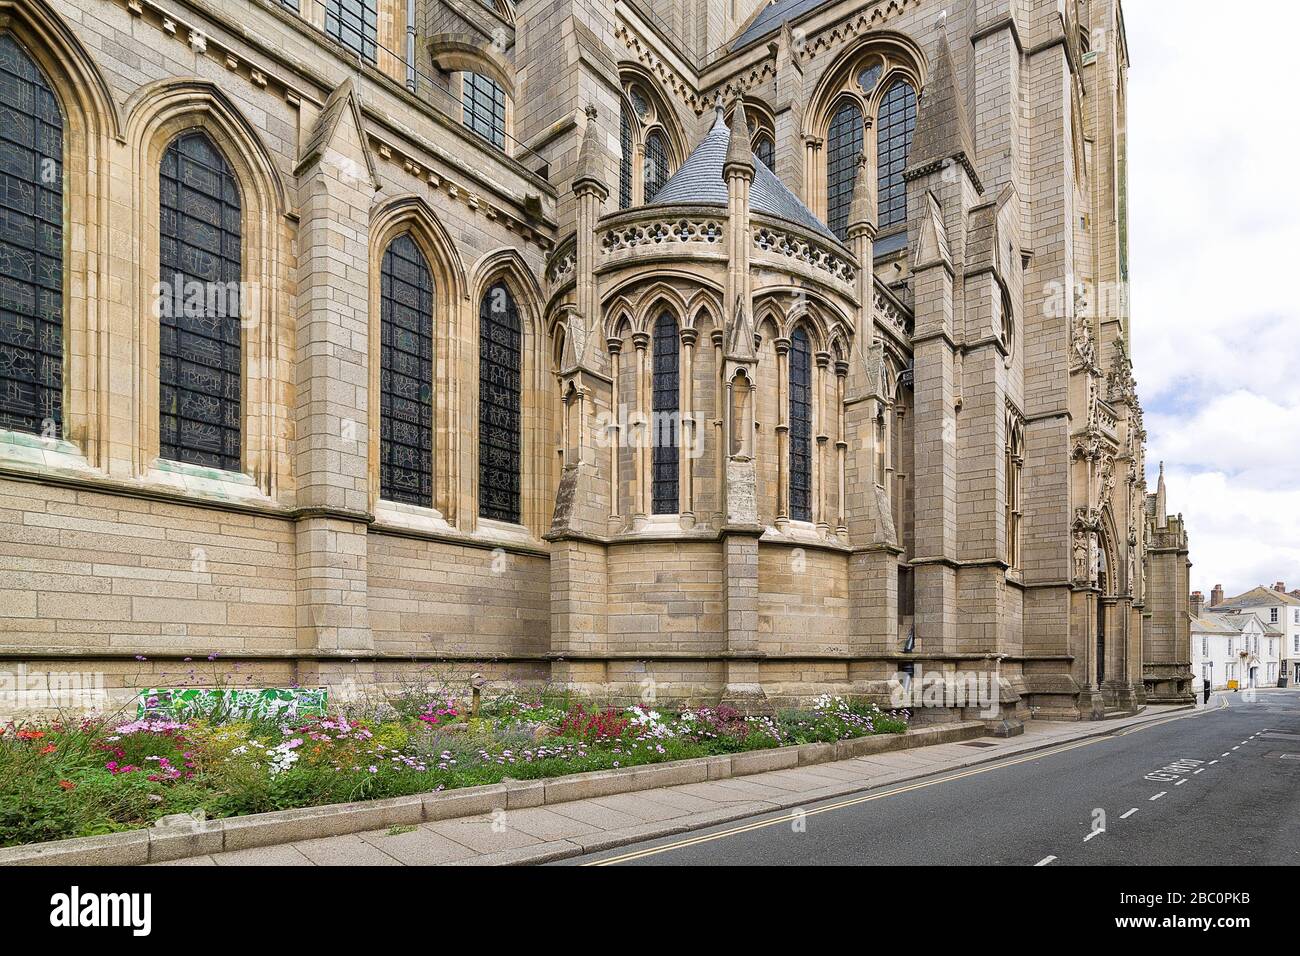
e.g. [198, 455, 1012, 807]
[876, 79, 917, 231]
[379, 234, 434, 506]
[479, 282, 522, 523]
[789, 327, 812, 522]
[325, 0, 378, 64]
[0, 34, 64, 438]
[643, 129, 669, 203]
[826, 100, 864, 241]
[1006, 421, 1024, 571]
[651, 311, 679, 514]
[753, 132, 775, 172]
[158, 131, 242, 472]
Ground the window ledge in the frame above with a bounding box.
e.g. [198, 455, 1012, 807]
[144, 459, 270, 506]
[0, 430, 95, 478]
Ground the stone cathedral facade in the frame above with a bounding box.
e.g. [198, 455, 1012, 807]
[0, 0, 1193, 727]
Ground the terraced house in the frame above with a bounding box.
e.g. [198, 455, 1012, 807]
[0, 0, 1193, 730]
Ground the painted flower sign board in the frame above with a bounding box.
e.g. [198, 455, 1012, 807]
[136, 688, 328, 721]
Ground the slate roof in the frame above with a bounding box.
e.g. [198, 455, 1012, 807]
[731, 0, 834, 51]
[648, 108, 838, 241]
[1218, 586, 1300, 609]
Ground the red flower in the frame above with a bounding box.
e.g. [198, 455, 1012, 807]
[58, 780, 75, 791]
[40, 744, 57, 754]
[16, 729, 45, 741]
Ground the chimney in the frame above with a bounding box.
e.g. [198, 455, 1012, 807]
[1275, 581, 1287, 593]
[1190, 591, 1204, 617]
[1210, 584, 1224, 607]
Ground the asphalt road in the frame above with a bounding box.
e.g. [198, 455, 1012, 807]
[564, 690, 1300, 866]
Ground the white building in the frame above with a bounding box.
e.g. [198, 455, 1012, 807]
[1206, 584, 1300, 686]
[1190, 610, 1281, 691]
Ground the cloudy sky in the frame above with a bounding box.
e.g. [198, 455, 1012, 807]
[1125, 1, 1300, 599]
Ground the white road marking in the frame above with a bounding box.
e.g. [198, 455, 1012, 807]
[1035, 856, 1057, 866]
[1084, 829, 1104, 843]
[1150, 792, 1167, 801]
[1175, 779, 1188, 786]
[1193, 768, 1205, 774]
[1120, 808, 1138, 819]
[1222, 752, 1231, 757]
[1232, 746, 1240, 750]
[1209, 759, 1219, 765]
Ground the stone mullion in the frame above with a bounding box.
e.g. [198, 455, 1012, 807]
[607, 339, 622, 530]
[712, 328, 725, 523]
[815, 350, 830, 532]
[835, 360, 848, 534]
[774, 336, 790, 527]
[680, 327, 697, 526]
[632, 331, 649, 523]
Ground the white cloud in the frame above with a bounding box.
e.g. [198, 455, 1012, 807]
[1127, 1, 1300, 595]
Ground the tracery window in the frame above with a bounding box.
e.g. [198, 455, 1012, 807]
[753, 132, 775, 172]
[876, 79, 917, 230]
[826, 100, 863, 241]
[617, 77, 678, 207]
[0, 34, 64, 438]
[325, 0, 377, 64]
[651, 311, 679, 515]
[379, 234, 434, 506]
[789, 327, 812, 522]
[813, 51, 920, 242]
[463, 72, 507, 151]
[158, 131, 242, 472]
[479, 282, 522, 523]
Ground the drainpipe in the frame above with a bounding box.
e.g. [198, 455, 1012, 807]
[405, 0, 417, 92]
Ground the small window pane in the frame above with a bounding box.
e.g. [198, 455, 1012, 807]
[876, 80, 917, 230]
[754, 133, 775, 172]
[651, 312, 679, 515]
[379, 234, 434, 506]
[826, 100, 863, 241]
[643, 130, 669, 203]
[619, 101, 634, 210]
[479, 282, 522, 523]
[0, 34, 64, 437]
[158, 131, 243, 472]
[789, 327, 812, 522]
[325, 0, 377, 64]
[463, 72, 507, 151]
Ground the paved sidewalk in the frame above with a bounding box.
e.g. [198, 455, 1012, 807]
[164, 702, 1210, 866]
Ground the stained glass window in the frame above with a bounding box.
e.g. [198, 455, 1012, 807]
[463, 72, 506, 151]
[877, 80, 917, 230]
[0, 34, 63, 438]
[643, 130, 669, 203]
[159, 131, 242, 472]
[826, 100, 863, 241]
[479, 282, 521, 523]
[754, 133, 775, 172]
[619, 101, 633, 210]
[325, 0, 377, 64]
[379, 234, 434, 506]
[651, 312, 679, 515]
[789, 327, 812, 522]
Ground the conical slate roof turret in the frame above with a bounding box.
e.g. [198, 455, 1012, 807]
[647, 104, 837, 241]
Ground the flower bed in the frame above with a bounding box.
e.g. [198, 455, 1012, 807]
[0, 690, 907, 849]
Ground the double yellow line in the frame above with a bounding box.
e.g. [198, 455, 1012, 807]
[586, 701, 1226, 866]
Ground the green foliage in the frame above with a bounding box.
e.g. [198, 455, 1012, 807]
[0, 692, 909, 848]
